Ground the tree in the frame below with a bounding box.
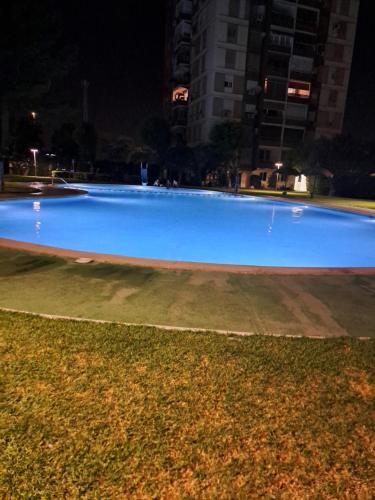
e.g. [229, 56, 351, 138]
[13, 116, 43, 157]
[51, 123, 79, 165]
[192, 143, 218, 185]
[299, 135, 375, 198]
[128, 145, 155, 166]
[209, 121, 242, 189]
[165, 145, 196, 184]
[279, 148, 305, 194]
[100, 135, 134, 162]
[140, 116, 171, 166]
[78, 123, 97, 166]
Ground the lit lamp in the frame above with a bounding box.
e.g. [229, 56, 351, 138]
[275, 162, 283, 190]
[30, 148, 39, 176]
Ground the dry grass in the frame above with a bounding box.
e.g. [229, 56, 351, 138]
[1, 311, 374, 498]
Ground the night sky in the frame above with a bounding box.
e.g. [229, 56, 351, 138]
[63, 0, 167, 140]
[63, 0, 373, 141]
[344, 0, 375, 140]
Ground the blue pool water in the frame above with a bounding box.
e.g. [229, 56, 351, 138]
[0, 184, 374, 267]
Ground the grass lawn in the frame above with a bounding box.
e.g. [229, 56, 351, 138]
[232, 188, 375, 211]
[0, 248, 375, 338]
[1, 310, 374, 497]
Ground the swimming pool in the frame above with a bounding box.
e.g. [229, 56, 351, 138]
[1, 184, 374, 268]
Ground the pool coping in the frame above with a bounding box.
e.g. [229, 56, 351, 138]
[1, 238, 375, 275]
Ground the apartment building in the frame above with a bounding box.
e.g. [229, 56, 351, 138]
[164, 0, 360, 188]
[164, 0, 193, 144]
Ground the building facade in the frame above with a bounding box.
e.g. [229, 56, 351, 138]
[164, 0, 360, 188]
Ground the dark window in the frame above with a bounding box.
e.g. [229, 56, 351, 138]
[264, 78, 287, 100]
[259, 149, 271, 161]
[201, 29, 207, 50]
[331, 67, 345, 85]
[228, 0, 240, 18]
[328, 89, 338, 106]
[260, 125, 282, 145]
[227, 23, 238, 43]
[340, 0, 350, 16]
[296, 8, 318, 32]
[332, 21, 347, 39]
[225, 49, 236, 69]
[283, 128, 304, 147]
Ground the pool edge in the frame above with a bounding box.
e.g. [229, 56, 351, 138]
[1, 238, 375, 275]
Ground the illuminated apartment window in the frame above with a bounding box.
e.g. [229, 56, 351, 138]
[224, 75, 234, 92]
[172, 86, 189, 103]
[287, 81, 310, 99]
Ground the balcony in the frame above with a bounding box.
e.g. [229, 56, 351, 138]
[266, 64, 289, 79]
[262, 114, 283, 125]
[290, 71, 312, 82]
[174, 21, 192, 46]
[176, 0, 193, 21]
[298, 0, 320, 7]
[295, 20, 317, 34]
[271, 12, 295, 29]
[171, 69, 190, 85]
[285, 117, 307, 127]
[264, 84, 287, 102]
[269, 41, 292, 54]
[293, 43, 314, 58]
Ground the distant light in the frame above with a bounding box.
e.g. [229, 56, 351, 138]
[30, 111, 37, 120]
[275, 162, 283, 169]
[30, 149, 39, 176]
[172, 86, 189, 103]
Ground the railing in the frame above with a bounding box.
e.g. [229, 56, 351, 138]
[271, 13, 295, 29]
[51, 176, 69, 185]
[293, 44, 314, 58]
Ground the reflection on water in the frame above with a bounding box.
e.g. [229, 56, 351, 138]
[33, 201, 41, 237]
[268, 206, 276, 234]
[32, 201, 41, 212]
[291, 206, 304, 223]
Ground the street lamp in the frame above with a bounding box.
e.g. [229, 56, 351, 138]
[275, 162, 283, 191]
[30, 148, 39, 176]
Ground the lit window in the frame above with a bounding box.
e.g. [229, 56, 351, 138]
[172, 86, 189, 102]
[287, 81, 310, 98]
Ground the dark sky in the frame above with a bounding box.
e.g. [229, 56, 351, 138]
[62, 0, 372, 141]
[63, 0, 167, 140]
[344, 0, 375, 140]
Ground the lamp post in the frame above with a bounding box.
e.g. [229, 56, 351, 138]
[30, 148, 39, 177]
[275, 162, 283, 191]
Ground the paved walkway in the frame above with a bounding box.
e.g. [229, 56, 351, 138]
[0, 182, 85, 200]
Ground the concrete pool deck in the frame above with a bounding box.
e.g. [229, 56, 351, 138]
[0, 182, 86, 200]
[1, 238, 375, 276]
